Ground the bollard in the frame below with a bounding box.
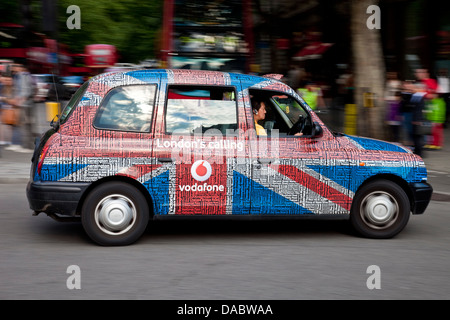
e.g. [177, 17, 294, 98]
[45, 102, 61, 122]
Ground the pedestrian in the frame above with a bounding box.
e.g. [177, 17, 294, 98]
[385, 90, 402, 142]
[406, 83, 427, 157]
[425, 92, 446, 149]
[415, 68, 438, 96]
[11, 64, 35, 151]
[0, 73, 18, 149]
[385, 71, 402, 101]
[400, 81, 415, 146]
[437, 68, 450, 128]
[385, 72, 402, 142]
[297, 80, 325, 111]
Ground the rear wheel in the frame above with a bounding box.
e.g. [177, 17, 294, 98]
[350, 180, 410, 239]
[81, 182, 149, 246]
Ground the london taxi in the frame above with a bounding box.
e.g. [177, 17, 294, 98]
[26, 69, 433, 246]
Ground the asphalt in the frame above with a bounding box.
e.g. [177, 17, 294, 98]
[1, 110, 450, 193]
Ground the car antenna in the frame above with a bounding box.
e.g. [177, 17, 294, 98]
[49, 72, 60, 128]
[50, 72, 63, 146]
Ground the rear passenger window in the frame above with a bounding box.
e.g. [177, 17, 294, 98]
[165, 85, 237, 135]
[94, 85, 156, 132]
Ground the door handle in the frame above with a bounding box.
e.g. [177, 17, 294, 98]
[255, 158, 276, 169]
[157, 157, 173, 163]
[257, 158, 274, 164]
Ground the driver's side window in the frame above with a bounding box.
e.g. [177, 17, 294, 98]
[249, 89, 312, 137]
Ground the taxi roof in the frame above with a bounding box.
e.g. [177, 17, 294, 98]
[89, 68, 282, 87]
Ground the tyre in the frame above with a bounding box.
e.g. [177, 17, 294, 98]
[81, 182, 149, 246]
[350, 179, 410, 239]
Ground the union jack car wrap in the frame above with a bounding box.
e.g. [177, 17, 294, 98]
[27, 69, 432, 245]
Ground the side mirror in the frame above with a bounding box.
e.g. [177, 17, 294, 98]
[313, 122, 323, 138]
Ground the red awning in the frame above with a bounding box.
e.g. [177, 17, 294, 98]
[294, 42, 333, 61]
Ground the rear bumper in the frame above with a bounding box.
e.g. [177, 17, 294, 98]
[26, 181, 90, 216]
[409, 182, 433, 214]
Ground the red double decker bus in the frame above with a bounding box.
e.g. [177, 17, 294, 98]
[0, 22, 71, 75]
[84, 44, 118, 69]
[67, 44, 119, 77]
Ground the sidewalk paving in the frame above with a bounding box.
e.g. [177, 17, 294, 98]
[0, 145, 34, 184]
[421, 127, 450, 174]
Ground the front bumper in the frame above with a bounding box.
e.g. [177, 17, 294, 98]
[409, 182, 433, 214]
[26, 181, 90, 217]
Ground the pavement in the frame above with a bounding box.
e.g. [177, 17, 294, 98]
[1, 104, 450, 194]
[0, 101, 54, 184]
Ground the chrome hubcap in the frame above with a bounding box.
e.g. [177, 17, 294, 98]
[95, 194, 136, 235]
[360, 191, 398, 229]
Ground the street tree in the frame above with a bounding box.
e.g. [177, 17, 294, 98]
[351, 0, 386, 139]
[57, 0, 163, 63]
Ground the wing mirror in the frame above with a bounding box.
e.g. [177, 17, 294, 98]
[313, 122, 323, 138]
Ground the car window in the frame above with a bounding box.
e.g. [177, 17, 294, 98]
[165, 85, 237, 135]
[94, 85, 156, 132]
[272, 95, 308, 125]
[59, 81, 89, 124]
[249, 89, 312, 136]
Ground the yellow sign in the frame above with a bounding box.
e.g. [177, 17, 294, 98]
[363, 92, 375, 108]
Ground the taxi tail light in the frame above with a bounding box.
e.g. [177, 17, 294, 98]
[37, 145, 50, 175]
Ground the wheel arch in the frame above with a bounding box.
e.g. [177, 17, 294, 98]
[352, 174, 414, 213]
[75, 176, 155, 217]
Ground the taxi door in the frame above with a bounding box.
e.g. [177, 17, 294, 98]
[150, 80, 247, 216]
[242, 86, 352, 216]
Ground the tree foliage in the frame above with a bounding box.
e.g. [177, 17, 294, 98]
[57, 0, 163, 63]
[0, 0, 20, 24]
[1, 0, 163, 63]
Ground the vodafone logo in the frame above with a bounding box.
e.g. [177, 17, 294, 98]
[191, 160, 212, 181]
[179, 160, 224, 192]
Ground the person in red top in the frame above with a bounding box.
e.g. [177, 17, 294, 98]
[415, 68, 438, 97]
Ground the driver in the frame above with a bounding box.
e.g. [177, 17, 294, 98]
[252, 98, 304, 136]
[252, 99, 267, 136]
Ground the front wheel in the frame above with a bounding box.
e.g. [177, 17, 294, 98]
[350, 180, 410, 239]
[82, 182, 149, 246]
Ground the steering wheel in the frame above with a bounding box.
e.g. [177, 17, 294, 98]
[288, 115, 306, 136]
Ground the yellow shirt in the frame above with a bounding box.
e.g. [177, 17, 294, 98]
[254, 121, 267, 136]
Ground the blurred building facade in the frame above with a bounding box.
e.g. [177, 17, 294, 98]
[251, 0, 345, 77]
[251, 0, 450, 81]
[382, 0, 450, 79]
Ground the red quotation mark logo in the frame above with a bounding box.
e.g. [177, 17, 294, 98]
[191, 160, 212, 181]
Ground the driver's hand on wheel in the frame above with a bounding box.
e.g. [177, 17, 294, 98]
[294, 132, 303, 136]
